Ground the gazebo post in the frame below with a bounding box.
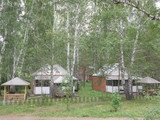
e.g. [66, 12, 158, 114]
[4, 86, 6, 101]
[24, 85, 27, 100]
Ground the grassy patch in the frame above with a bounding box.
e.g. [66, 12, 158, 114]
[0, 81, 160, 118]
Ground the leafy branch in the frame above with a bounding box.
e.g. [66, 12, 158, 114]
[112, 0, 160, 20]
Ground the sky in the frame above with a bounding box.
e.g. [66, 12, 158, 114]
[0, 36, 3, 42]
[156, 1, 160, 9]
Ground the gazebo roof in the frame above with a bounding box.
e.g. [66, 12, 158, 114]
[1, 77, 30, 86]
[137, 76, 160, 84]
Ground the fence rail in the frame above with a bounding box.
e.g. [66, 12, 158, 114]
[1, 96, 108, 105]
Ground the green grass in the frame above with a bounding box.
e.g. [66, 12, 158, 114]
[78, 81, 108, 97]
[0, 81, 160, 118]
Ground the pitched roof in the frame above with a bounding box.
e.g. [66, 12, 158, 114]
[33, 64, 68, 76]
[51, 76, 68, 83]
[137, 76, 160, 84]
[93, 63, 128, 80]
[1, 77, 30, 86]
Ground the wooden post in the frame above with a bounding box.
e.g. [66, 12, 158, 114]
[24, 86, 27, 100]
[4, 86, 6, 101]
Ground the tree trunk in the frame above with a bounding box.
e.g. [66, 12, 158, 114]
[128, 24, 141, 98]
[50, 0, 57, 98]
[119, 20, 132, 100]
[66, 7, 70, 75]
[71, 4, 79, 76]
[12, 0, 34, 78]
[0, 29, 7, 96]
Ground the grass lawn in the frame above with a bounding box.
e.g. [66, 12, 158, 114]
[0, 81, 160, 119]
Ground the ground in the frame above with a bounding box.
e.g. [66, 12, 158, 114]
[0, 115, 143, 120]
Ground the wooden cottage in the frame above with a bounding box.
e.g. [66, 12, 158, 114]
[31, 64, 78, 95]
[2, 77, 30, 102]
[92, 63, 142, 93]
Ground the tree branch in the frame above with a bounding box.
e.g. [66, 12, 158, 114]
[112, 0, 160, 20]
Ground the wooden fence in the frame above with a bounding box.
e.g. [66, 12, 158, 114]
[1, 96, 108, 105]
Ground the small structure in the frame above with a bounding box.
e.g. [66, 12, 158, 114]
[137, 76, 160, 95]
[2, 77, 30, 102]
[92, 63, 142, 93]
[92, 76, 106, 92]
[32, 64, 78, 95]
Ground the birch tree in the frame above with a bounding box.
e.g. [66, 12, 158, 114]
[0, 30, 7, 95]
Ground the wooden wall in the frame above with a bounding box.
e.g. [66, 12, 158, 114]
[91, 76, 106, 92]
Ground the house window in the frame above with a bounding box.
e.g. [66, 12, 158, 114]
[113, 80, 122, 86]
[35, 80, 41, 87]
[35, 80, 50, 87]
[107, 80, 112, 86]
[132, 80, 136, 85]
[107, 80, 122, 86]
[113, 80, 118, 86]
[43, 80, 50, 86]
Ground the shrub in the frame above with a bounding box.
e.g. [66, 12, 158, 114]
[110, 92, 121, 112]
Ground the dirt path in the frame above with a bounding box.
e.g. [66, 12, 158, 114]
[0, 115, 142, 120]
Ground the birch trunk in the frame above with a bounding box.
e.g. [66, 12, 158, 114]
[0, 29, 7, 95]
[119, 20, 125, 84]
[71, 4, 79, 76]
[66, 7, 70, 75]
[12, 0, 34, 78]
[119, 20, 131, 99]
[128, 25, 141, 97]
[130, 25, 140, 66]
[50, 0, 57, 98]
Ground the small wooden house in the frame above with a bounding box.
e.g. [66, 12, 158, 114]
[2, 77, 30, 102]
[92, 63, 142, 93]
[31, 64, 78, 95]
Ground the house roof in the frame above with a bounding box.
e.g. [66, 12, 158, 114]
[1, 77, 30, 86]
[137, 76, 160, 84]
[51, 76, 68, 83]
[93, 63, 129, 80]
[33, 64, 68, 76]
[33, 64, 78, 82]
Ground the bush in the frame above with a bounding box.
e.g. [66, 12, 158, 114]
[110, 92, 121, 112]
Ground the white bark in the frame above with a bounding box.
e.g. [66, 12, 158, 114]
[0, 29, 7, 83]
[12, 0, 34, 78]
[130, 25, 140, 66]
[50, 0, 57, 97]
[18, 26, 29, 76]
[76, 39, 80, 68]
[119, 20, 125, 85]
[0, 29, 7, 95]
[66, 7, 70, 74]
[71, 4, 79, 76]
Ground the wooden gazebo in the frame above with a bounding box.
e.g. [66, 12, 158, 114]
[2, 77, 30, 101]
[137, 76, 160, 95]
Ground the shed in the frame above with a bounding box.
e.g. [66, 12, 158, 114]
[1, 77, 30, 101]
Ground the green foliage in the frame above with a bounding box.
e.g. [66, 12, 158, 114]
[144, 93, 152, 100]
[0, 0, 160, 99]
[61, 75, 73, 110]
[0, 95, 160, 118]
[144, 108, 160, 120]
[110, 92, 121, 112]
[0, 82, 160, 118]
